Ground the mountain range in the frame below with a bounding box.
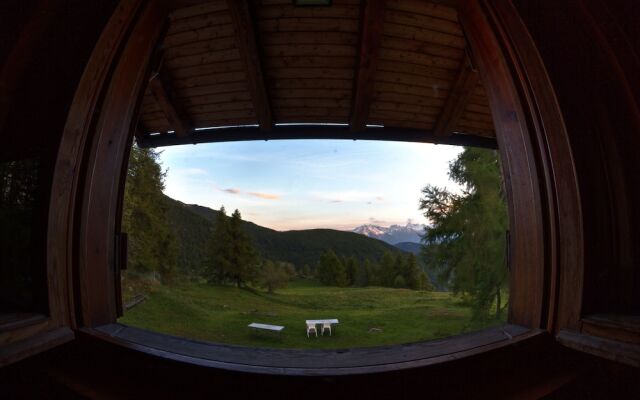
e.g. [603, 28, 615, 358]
[352, 222, 426, 245]
[163, 195, 405, 275]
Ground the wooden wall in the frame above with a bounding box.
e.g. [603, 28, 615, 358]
[514, 0, 640, 318]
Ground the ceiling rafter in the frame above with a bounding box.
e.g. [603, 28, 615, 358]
[433, 55, 479, 136]
[227, 0, 273, 131]
[137, 125, 497, 149]
[148, 69, 193, 138]
[350, 0, 386, 131]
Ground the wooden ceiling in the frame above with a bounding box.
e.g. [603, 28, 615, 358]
[137, 0, 495, 147]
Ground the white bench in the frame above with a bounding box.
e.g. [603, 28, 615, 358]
[248, 322, 284, 333]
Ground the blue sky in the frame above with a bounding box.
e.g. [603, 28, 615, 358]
[159, 140, 463, 231]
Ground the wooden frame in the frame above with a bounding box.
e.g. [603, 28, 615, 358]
[32, 0, 592, 374]
[137, 125, 498, 148]
[76, 0, 168, 327]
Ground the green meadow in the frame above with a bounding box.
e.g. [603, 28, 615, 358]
[119, 280, 504, 349]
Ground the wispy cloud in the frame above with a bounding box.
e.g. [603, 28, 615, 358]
[369, 217, 387, 225]
[221, 187, 280, 200]
[248, 192, 280, 200]
[312, 190, 381, 203]
[375, 196, 385, 202]
[184, 168, 208, 176]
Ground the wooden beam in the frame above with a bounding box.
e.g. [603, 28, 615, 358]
[226, 0, 272, 130]
[433, 56, 479, 136]
[137, 125, 497, 149]
[350, 0, 386, 131]
[148, 70, 192, 137]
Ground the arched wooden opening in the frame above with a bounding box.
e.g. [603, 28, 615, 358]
[44, 0, 577, 368]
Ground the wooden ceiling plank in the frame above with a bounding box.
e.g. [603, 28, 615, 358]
[227, 0, 273, 130]
[350, 0, 386, 131]
[433, 56, 479, 136]
[148, 70, 193, 137]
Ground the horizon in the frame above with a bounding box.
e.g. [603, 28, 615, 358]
[158, 139, 463, 231]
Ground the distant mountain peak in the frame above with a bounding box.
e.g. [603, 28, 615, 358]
[352, 221, 426, 244]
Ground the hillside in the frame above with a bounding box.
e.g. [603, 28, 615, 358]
[163, 195, 404, 274]
[394, 242, 422, 255]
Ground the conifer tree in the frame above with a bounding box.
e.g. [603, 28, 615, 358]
[354, 258, 371, 287]
[419, 148, 508, 320]
[316, 249, 347, 286]
[344, 256, 358, 286]
[122, 145, 177, 283]
[205, 206, 232, 283]
[379, 251, 397, 287]
[226, 209, 257, 287]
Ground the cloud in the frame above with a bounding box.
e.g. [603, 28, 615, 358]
[375, 196, 385, 202]
[222, 188, 241, 194]
[184, 168, 207, 176]
[369, 217, 387, 225]
[312, 190, 377, 203]
[247, 192, 280, 200]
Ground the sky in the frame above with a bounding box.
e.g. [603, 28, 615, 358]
[158, 139, 463, 231]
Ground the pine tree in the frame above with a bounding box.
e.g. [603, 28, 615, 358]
[344, 256, 358, 286]
[379, 251, 397, 287]
[122, 145, 177, 283]
[354, 258, 371, 287]
[205, 206, 232, 283]
[316, 249, 347, 286]
[227, 209, 257, 287]
[419, 148, 508, 320]
[401, 253, 421, 290]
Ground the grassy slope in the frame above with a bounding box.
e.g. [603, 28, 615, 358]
[119, 280, 503, 349]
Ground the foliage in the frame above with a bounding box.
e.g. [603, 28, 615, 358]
[313, 249, 434, 291]
[205, 208, 258, 287]
[0, 158, 41, 311]
[301, 264, 312, 278]
[258, 261, 296, 293]
[378, 251, 398, 287]
[344, 256, 358, 286]
[419, 148, 508, 320]
[316, 249, 347, 287]
[122, 146, 177, 283]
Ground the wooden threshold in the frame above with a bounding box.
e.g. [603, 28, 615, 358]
[0, 313, 48, 333]
[557, 329, 640, 368]
[85, 324, 537, 376]
[0, 327, 74, 368]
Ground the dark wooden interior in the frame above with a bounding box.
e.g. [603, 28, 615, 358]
[1, 0, 639, 398]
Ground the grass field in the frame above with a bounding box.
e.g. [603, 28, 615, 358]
[119, 280, 504, 349]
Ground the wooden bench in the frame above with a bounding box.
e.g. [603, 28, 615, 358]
[248, 322, 284, 334]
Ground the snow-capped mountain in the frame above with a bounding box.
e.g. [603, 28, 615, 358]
[352, 221, 426, 245]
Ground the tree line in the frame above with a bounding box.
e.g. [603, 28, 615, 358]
[314, 249, 433, 290]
